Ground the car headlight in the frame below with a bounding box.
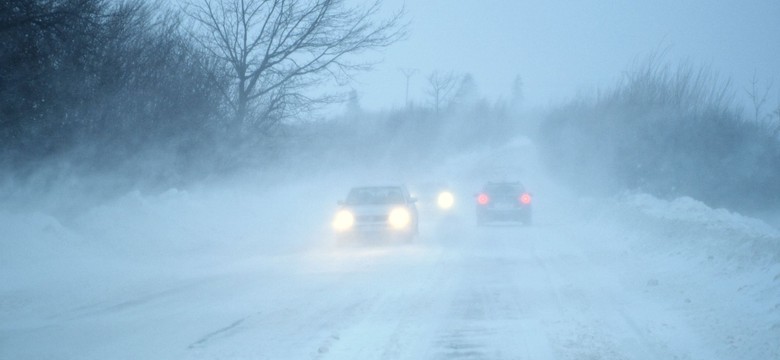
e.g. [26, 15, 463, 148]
[437, 191, 455, 210]
[332, 210, 355, 231]
[388, 207, 411, 229]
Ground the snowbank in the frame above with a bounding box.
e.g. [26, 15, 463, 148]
[624, 193, 780, 239]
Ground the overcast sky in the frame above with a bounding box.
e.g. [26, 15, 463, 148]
[347, 0, 780, 111]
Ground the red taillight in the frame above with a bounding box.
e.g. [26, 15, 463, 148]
[477, 193, 489, 205]
[519, 193, 532, 205]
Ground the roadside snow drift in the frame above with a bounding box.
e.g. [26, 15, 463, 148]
[1, 140, 779, 359]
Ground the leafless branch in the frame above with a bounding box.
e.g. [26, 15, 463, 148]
[183, 0, 406, 133]
[426, 71, 459, 114]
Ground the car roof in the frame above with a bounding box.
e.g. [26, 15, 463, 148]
[482, 181, 526, 191]
[350, 185, 405, 191]
[484, 181, 524, 187]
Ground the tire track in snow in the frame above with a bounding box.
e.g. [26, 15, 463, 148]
[188, 317, 249, 349]
[527, 223, 678, 360]
[430, 225, 557, 360]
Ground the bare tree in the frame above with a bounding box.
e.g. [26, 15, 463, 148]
[426, 71, 458, 114]
[399, 67, 416, 107]
[184, 0, 405, 134]
[745, 71, 773, 123]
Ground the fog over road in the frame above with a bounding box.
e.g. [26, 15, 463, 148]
[1, 141, 778, 359]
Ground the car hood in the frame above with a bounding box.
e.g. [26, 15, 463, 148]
[343, 204, 403, 216]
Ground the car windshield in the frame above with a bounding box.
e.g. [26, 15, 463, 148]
[346, 187, 405, 205]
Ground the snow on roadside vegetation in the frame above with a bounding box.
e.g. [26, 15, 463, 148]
[616, 190, 780, 272]
[0, 173, 345, 330]
[608, 192, 780, 359]
[624, 193, 780, 240]
[0, 174, 340, 294]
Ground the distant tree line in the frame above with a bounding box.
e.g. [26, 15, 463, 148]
[539, 55, 780, 211]
[292, 74, 525, 174]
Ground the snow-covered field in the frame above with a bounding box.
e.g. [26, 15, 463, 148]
[1, 140, 779, 359]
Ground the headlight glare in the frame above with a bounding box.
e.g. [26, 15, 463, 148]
[332, 210, 355, 231]
[437, 191, 455, 209]
[388, 207, 411, 229]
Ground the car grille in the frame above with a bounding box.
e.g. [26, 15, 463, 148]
[356, 215, 388, 223]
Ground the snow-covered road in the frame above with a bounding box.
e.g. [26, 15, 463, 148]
[2, 139, 779, 359]
[2, 179, 778, 359]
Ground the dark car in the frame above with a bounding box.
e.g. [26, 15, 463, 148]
[332, 185, 419, 240]
[475, 181, 532, 225]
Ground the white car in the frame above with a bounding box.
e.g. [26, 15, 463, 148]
[332, 186, 419, 240]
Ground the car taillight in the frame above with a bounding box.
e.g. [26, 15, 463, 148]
[519, 193, 532, 205]
[477, 193, 489, 205]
